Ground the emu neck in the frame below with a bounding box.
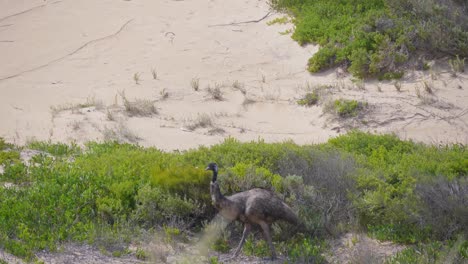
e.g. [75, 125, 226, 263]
[210, 181, 226, 205]
[211, 169, 218, 182]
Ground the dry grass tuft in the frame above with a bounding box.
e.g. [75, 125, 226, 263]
[393, 81, 402, 92]
[449, 55, 465, 76]
[160, 88, 169, 100]
[103, 122, 141, 143]
[206, 84, 223, 101]
[120, 92, 157, 117]
[50, 97, 104, 117]
[232, 80, 246, 95]
[191, 78, 200, 91]
[133, 72, 141, 85]
[208, 127, 225, 135]
[185, 113, 213, 131]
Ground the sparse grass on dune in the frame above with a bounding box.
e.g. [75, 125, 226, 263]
[120, 92, 157, 117]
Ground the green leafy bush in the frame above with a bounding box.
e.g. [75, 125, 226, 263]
[297, 91, 319, 106]
[0, 133, 466, 260]
[27, 140, 81, 157]
[272, 0, 468, 78]
[243, 235, 270, 257]
[332, 99, 367, 118]
[287, 236, 327, 263]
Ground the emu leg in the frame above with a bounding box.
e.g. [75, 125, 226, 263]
[232, 223, 251, 257]
[259, 222, 276, 260]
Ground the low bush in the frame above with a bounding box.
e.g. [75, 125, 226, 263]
[0, 132, 466, 260]
[327, 99, 367, 118]
[297, 91, 319, 106]
[271, 0, 468, 78]
[27, 140, 81, 157]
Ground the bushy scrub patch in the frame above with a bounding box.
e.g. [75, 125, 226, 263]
[386, 238, 468, 264]
[324, 99, 368, 118]
[297, 91, 319, 106]
[328, 132, 468, 243]
[0, 133, 466, 260]
[271, 0, 468, 78]
[27, 140, 81, 157]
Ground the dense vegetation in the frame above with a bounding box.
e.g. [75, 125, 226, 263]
[0, 133, 467, 262]
[271, 0, 468, 79]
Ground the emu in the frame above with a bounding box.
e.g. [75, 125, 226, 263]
[206, 162, 301, 260]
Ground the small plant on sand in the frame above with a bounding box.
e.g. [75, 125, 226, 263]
[326, 99, 367, 118]
[449, 55, 465, 76]
[211, 230, 231, 253]
[133, 73, 140, 85]
[160, 88, 169, 100]
[185, 113, 213, 131]
[106, 109, 116, 121]
[394, 81, 402, 92]
[206, 84, 223, 100]
[50, 97, 104, 116]
[120, 92, 157, 117]
[103, 122, 141, 143]
[415, 86, 422, 98]
[297, 91, 319, 106]
[267, 16, 289, 26]
[209, 256, 220, 264]
[243, 235, 270, 257]
[135, 248, 148, 260]
[191, 78, 200, 91]
[151, 68, 158, 80]
[232, 80, 246, 94]
[242, 96, 256, 107]
[261, 74, 266, 83]
[353, 78, 365, 90]
[163, 225, 181, 244]
[422, 80, 433, 94]
[70, 120, 81, 131]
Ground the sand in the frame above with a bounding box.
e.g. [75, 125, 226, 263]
[1, 0, 467, 151]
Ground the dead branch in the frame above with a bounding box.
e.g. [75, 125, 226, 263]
[208, 11, 272, 27]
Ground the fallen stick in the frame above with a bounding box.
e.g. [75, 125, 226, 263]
[208, 11, 272, 27]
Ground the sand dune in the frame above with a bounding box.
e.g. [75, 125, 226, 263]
[1, 0, 467, 150]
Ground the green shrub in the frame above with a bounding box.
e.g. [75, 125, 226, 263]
[0, 138, 13, 150]
[0, 132, 466, 260]
[27, 141, 81, 157]
[287, 236, 327, 264]
[211, 236, 231, 253]
[387, 238, 468, 264]
[272, 0, 468, 78]
[307, 45, 338, 72]
[297, 91, 319, 106]
[1, 162, 28, 183]
[0, 151, 20, 166]
[332, 99, 367, 118]
[135, 248, 148, 260]
[243, 235, 270, 257]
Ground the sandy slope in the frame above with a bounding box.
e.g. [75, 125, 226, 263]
[0, 0, 467, 151]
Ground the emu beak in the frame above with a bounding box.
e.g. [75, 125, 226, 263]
[205, 167, 210, 171]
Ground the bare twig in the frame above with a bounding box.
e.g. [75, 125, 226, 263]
[208, 12, 272, 27]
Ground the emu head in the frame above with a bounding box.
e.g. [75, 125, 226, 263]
[205, 162, 218, 182]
